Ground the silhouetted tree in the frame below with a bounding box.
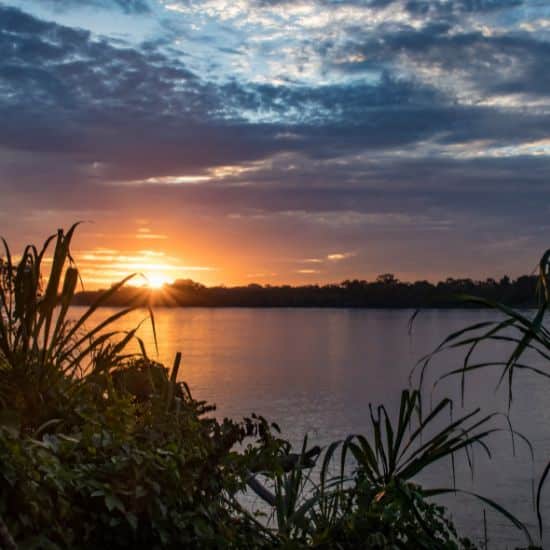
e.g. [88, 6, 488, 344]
[73, 274, 539, 309]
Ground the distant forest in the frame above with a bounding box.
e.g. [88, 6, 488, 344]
[73, 273, 541, 308]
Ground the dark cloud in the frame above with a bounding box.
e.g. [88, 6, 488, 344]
[34, 0, 151, 14]
[2, 3, 549, 178]
[404, 0, 523, 17]
[256, 0, 522, 10]
[296, 0, 543, 105]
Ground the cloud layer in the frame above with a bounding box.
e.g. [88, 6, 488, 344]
[1, 0, 549, 284]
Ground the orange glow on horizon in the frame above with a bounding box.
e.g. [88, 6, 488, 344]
[28, 222, 449, 291]
[141, 273, 173, 289]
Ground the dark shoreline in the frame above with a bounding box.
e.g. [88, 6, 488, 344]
[73, 274, 539, 309]
[71, 303, 538, 309]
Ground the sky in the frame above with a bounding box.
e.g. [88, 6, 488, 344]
[0, 0, 549, 288]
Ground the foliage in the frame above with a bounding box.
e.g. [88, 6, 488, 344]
[245, 390, 531, 549]
[0, 226, 538, 548]
[0, 224, 153, 432]
[416, 249, 550, 538]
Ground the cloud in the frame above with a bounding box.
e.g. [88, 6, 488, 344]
[2, 2, 550, 181]
[73, 246, 214, 286]
[327, 252, 354, 261]
[135, 233, 168, 239]
[33, 0, 151, 14]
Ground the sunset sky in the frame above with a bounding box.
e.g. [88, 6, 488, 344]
[1, 0, 549, 288]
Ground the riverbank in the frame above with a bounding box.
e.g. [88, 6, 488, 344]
[73, 275, 538, 309]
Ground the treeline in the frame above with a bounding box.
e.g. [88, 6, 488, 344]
[73, 273, 540, 308]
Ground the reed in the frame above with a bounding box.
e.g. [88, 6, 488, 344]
[416, 248, 550, 539]
[0, 224, 157, 432]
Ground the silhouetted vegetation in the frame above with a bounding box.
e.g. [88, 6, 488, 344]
[0, 226, 546, 548]
[74, 273, 539, 309]
[417, 249, 550, 541]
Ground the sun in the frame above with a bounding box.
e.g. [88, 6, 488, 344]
[145, 273, 173, 289]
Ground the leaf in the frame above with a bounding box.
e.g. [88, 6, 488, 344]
[104, 494, 125, 513]
[125, 512, 138, 531]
